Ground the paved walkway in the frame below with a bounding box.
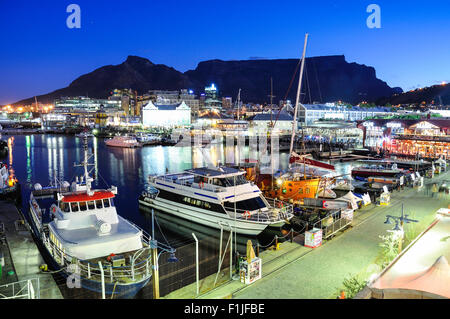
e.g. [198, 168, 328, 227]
[165, 170, 450, 299]
[0, 201, 62, 299]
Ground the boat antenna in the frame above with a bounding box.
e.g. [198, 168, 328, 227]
[289, 33, 309, 159]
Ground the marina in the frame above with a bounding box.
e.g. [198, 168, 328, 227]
[0, 131, 448, 299]
[1, 1, 450, 305]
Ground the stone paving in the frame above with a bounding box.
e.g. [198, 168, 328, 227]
[164, 170, 450, 299]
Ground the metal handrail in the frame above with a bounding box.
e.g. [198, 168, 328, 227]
[41, 228, 152, 283]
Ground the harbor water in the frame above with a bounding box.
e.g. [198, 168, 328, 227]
[1, 134, 355, 298]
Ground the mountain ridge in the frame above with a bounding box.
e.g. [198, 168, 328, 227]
[12, 54, 402, 106]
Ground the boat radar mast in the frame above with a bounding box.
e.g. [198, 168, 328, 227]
[73, 135, 95, 195]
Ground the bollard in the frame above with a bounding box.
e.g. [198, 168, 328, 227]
[290, 230, 294, 243]
[274, 235, 278, 250]
[256, 243, 260, 257]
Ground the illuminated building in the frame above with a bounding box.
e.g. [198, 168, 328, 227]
[204, 83, 222, 110]
[54, 96, 121, 112]
[298, 104, 395, 125]
[358, 118, 450, 159]
[111, 89, 137, 116]
[139, 89, 199, 120]
[247, 111, 293, 134]
[142, 101, 191, 127]
[222, 97, 232, 109]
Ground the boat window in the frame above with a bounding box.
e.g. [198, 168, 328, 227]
[103, 199, 110, 208]
[71, 202, 79, 212]
[224, 196, 267, 211]
[87, 201, 95, 210]
[60, 202, 70, 213]
[110, 198, 115, 207]
[79, 201, 87, 211]
[95, 199, 103, 209]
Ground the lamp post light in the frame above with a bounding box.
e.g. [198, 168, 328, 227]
[384, 204, 419, 253]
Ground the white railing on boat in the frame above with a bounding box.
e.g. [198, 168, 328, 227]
[224, 199, 294, 223]
[41, 225, 153, 285]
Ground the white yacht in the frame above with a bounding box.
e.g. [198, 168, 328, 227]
[105, 136, 141, 148]
[28, 137, 152, 298]
[139, 166, 294, 235]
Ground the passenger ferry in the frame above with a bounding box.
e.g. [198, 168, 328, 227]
[139, 166, 294, 235]
[28, 137, 152, 298]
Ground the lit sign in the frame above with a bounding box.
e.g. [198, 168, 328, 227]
[387, 122, 401, 128]
[414, 121, 437, 129]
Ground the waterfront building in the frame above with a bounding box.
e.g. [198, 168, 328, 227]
[302, 121, 363, 146]
[54, 96, 121, 112]
[247, 111, 293, 134]
[142, 101, 191, 128]
[111, 88, 138, 116]
[140, 89, 200, 121]
[216, 119, 249, 134]
[195, 111, 228, 128]
[358, 118, 450, 159]
[298, 104, 395, 125]
[222, 97, 233, 109]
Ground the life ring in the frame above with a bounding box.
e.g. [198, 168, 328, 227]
[243, 211, 251, 219]
[50, 204, 57, 216]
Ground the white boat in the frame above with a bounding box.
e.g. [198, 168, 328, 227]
[105, 136, 141, 148]
[28, 137, 152, 298]
[75, 132, 94, 138]
[139, 166, 294, 235]
[136, 133, 160, 145]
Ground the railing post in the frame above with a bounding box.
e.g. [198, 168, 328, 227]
[290, 229, 294, 243]
[87, 263, 91, 278]
[110, 265, 113, 283]
[131, 256, 135, 281]
[192, 233, 199, 296]
[275, 235, 278, 250]
[98, 261, 105, 299]
[256, 243, 260, 257]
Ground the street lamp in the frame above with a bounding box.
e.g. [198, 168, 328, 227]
[384, 204, 419, 253]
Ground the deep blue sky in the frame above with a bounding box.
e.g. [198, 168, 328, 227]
[0, 0, 449, 105]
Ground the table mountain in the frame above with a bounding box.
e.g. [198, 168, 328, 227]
[13, 55, 402, 106]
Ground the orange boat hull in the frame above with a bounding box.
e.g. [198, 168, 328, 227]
[255, 174, 321, 201]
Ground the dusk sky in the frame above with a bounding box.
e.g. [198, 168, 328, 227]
[0, 0, 449, 105]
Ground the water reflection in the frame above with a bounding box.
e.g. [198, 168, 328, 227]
[10, 134, 292, 245]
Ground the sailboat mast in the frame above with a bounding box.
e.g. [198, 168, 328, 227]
[83, 136, 91, 192]
[237, 89, 241, 120]
[289, 33, 309, 157]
